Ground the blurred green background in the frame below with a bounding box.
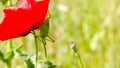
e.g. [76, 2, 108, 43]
[1, 0, 120, 68]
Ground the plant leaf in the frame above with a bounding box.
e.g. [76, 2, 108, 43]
[0, 51, 5, 62]
[16, 45, 23, 53]
[25, 58, 35, 68]
[6, 50, 14, 61]
[45, 61, 56, 68]
[0, 0, 9, 5]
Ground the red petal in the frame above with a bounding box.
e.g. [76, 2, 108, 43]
[0, 0, 50, 41]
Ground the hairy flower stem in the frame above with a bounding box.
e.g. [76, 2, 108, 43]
[76, 52, 84, 68]
[32, 30, 38, 68]
[8, 40, 13, 50]
[6, 40, 12, 68]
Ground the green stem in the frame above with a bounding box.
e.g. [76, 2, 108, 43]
[6, 62, 11, 68]
[10, 0, 12, 6]
[6, 40, 13, 68]
[7, 40, 13, 51]
[32, 30, 38, 68]
[76, 52, 84, 68]
[70, 42, 84, 68]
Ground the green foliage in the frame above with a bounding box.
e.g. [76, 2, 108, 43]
[25, 58, 35, 68]
[39, 60, 56, 68]
[0, 51, 5, 62]
[0, 0, 8, 5]
[16, 45, 23, 53]
[6, 50, 14, 62]
[15, 45, 35, 68]
[45, 61, 56, 68]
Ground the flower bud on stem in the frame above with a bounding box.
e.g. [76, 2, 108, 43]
[70, 42, 84, 68]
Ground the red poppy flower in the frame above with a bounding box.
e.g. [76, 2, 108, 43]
[0, 0, 50, 41]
